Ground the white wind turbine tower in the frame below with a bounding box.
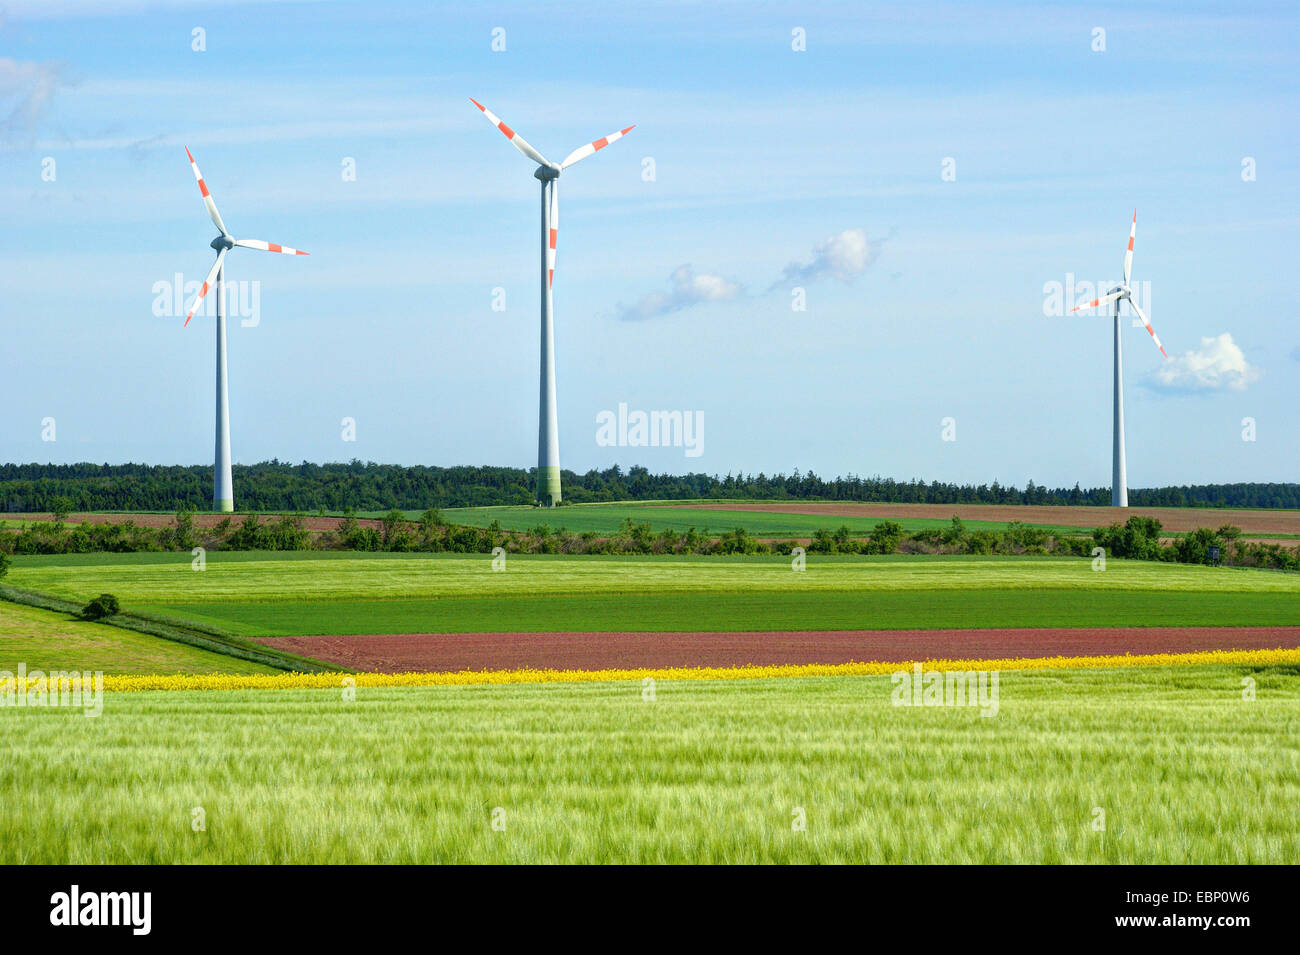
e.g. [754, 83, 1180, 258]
[470, 98, 633, 506]
[180, 147, 309, 512]
[1069, 210, 1168, 507]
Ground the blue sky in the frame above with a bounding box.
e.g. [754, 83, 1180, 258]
[1, 0, 1296, 488]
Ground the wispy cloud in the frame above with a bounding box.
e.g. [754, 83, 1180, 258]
[1148, 333, 1262, 393]
[616, 265, 741, 321]
[773, 228, 882, 288]
[617, 228, 884, 321]
[0, 56, 74, 140]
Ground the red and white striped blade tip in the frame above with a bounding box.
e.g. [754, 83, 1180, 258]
[1070, 298, 1106, 312]
[1128, 300, 1167, 358]
[184, 146, 228, 235]
[183, 252, 226, 327]
[1122, 209, 1136, 283]
[235, 239, 309, 255]
[468, 98, 548, 166]
[559, 125, 635, 169]
[546, 184, 558, 288]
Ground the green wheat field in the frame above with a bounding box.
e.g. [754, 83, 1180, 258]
[2, 666, 1296, 863]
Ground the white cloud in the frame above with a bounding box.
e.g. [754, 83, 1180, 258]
[0, 56, 74, 138]
[616, 265, 741, 321]
[615, 229, 881, 321]
[1149, 333, 1262, 392]
[776, 228, 881, 286]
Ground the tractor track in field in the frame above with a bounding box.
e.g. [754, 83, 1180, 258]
[255, 626, 1300, 673]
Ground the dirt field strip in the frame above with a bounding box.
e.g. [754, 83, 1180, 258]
[255, 626, 1300, 673]
[674, 502, 1300, 535]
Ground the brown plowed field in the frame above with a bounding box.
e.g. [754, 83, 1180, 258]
[254, 626, 1300, 673]
[676, 502, 1300, 535]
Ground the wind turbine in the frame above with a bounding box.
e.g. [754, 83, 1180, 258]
[180, 147, 308, 512]
[469, 98, 633, 506]
[1069, 210, 1167, 507]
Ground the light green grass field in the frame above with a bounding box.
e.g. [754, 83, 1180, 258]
[14, 552, 1297, 600]
[8, 552, 1297, 636]
[0, 600, 276, 674]
[2, 665, 1295, 863]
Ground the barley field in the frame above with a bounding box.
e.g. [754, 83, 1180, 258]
[2, 665, 1297, 864]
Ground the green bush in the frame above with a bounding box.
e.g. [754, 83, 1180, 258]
[808, 528, 837, 554]
[966, 529, 998, 555]
[381, 509, 415, 551]
[868, 521, 904, 554]
[163, 507, 199, 550]
[1092, 515, 1164, 560]
[942, 516, 967, 546]
[1173, 527, 1224, 565]
[81, 593, 121, 619]
[717, 527, 763, 555]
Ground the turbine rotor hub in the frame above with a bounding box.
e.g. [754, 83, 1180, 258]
[210, 235, 234, 251]
[533, 164, 561, 181]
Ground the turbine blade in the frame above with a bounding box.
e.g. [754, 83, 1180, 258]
[185, 147, 228, 236]
[469, 98, 550, 166]
[184, 249, 228, 327]
[547, 181, 558, 289]
[1069, 290, 1124, 312]
[559, 125, 635, 170]
[1127, 299, 1167, 358]
[1122, 208, 1136, 285]
[234, 238, 309, 256]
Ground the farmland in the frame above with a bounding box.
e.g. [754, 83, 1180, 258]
[0, 600, 276, 675]
[678, 501, 1300, 536]
[427, 500, 1300, 539]
[10, 498, 1300, 542]
[2, 530, 1298, 866]
[5, 551, 1298, 639]
[432, 503, 1093, 537]
[3, 665, 1297, 864]
[258, 628, 1300, 673]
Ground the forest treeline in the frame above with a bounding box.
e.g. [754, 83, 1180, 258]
[2, 461, 1298, 512]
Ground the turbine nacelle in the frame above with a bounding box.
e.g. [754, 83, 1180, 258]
[534, 164, 561, 181]
[210, 235, 235, 251]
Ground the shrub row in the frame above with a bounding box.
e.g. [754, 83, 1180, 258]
[1, 512, 1294, 570]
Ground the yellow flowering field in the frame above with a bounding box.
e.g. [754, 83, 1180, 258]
[59, 646, 1300, 692]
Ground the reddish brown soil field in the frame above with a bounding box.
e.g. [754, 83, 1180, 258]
[677, 502, 1300, 535]
[255, 627, 1300, 673]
